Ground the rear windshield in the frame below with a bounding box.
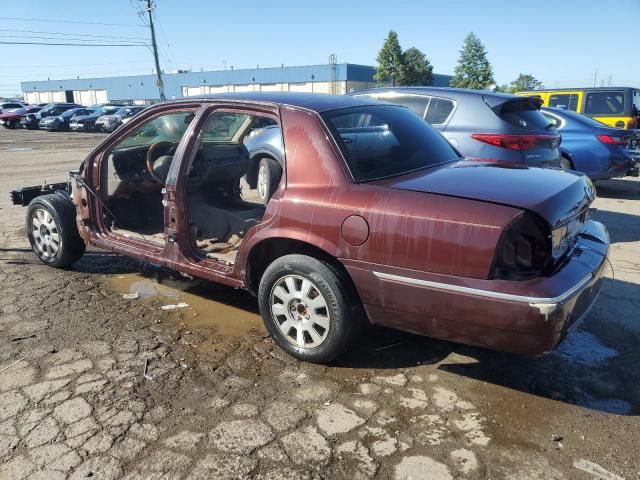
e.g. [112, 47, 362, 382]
[499, 100, 552, 131]
[322, 105, 460, 182]
[549, 108, 609, 128]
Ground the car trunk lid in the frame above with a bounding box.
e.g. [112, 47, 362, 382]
[370, 160, 595, 229]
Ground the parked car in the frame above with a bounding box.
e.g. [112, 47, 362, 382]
[10, 93, 608, 363]
[243, 121, 284, 203]
[541, 107, 638, 180]
[69, 105, 126, 132]
[0, 106, 42, 129]
[39, 107, 95, 131]
[95, 106, 146, 133]
[518, 87, 640, 129]
[352, 87, 562, 168]
[20, 103, 81, 129]
[0, 101, 27, 113]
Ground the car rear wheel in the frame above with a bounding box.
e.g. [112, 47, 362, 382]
[26, 193, 86, 268]
[258, 254, 362, 363]
[257, 157, 282, 204]
[560, 156, 574, 170]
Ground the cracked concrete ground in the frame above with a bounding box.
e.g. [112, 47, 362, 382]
[1, 128, 639, 479]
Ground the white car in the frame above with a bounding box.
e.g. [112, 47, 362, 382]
[95, 106, 146, 133]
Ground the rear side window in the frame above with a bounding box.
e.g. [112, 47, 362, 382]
[374, 95, 430, 117]
[548, 94, 579, 111]
[425, 98, 455, 124]
[322, 105, 460, 182]
[584, 91, 624, 115]
[500, 101, 551, 131]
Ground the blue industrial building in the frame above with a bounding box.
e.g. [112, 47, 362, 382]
[21, 63, 453, 105]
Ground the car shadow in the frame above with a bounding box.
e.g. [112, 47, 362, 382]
[3, 247, 638, 415]
[595, 178, 640, 200]
[590, 209, 640, 243]
[339, 277, 640, 416]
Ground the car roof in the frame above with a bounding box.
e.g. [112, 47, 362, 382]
[519, 87, 636, 93]
[351, 86, 522, 101]
[179, 92, 382, 113]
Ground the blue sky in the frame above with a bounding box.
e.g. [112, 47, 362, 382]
[1, 0, 638, 96]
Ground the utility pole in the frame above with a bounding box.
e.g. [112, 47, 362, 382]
[593, 68, 598, 88]
[144, 0, 165, 101]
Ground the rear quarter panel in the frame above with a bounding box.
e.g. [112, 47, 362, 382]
[237, 106, 522, 281]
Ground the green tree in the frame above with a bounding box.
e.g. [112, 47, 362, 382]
[450, 32, 494, 89]
[509, 73, 543, 92]
[374, 30, 405, 86]
[402, 47, 433, 86]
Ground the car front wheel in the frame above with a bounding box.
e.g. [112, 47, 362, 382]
[26, 193, 86, 268]
[258, 254, 362, 363]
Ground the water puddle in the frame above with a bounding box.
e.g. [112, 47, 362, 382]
[105, 272, 265, 337]
[552, 329, 619, 366]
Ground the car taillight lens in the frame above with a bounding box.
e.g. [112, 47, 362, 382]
[491, 212, 552, 280]
[471, 133, 560, 150]
[596, 134, 629, 145]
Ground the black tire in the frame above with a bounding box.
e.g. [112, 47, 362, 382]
[258, 254, 363, 363]
[26, 193, 86, 268]
[560, 155, 574, 170]
[257, 157, 282, 204]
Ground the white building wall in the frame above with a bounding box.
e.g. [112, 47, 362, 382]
[178, 81, 350, 97]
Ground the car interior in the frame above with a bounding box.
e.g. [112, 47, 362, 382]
[101, 109, 281, 265]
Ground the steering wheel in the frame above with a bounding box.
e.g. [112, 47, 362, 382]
[146, 141, 177, 184]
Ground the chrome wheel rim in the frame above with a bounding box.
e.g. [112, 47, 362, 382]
[561, 158, 572, 170]
[257, 164, 268, 200]
[269, 274, 330, 349]
[31, 208, 60, 260]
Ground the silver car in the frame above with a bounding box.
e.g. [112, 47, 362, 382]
[95, 106, 146, 133]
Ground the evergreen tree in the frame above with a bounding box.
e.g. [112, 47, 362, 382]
[402, 47, 433, 86]
[374, 31, 405, 86]
[509, 73, 543, 92]
[450, 32, 494, 89]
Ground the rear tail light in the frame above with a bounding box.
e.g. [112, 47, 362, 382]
[471, 133, 560, 150]
[596, 134, 629, 146]
[490, 212, 552, 281]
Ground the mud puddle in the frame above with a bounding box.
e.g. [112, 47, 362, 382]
[105, 272, 265, 337]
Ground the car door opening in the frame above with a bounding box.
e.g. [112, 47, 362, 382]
[184, 110, 282, 265]
[102, 111, 196, 243]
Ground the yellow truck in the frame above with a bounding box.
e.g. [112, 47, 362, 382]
[516, 87, 639, 129]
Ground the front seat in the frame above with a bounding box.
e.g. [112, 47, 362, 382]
[153, 155, 173, 184]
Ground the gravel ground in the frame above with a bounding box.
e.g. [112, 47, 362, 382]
[0, 128, 639, 480]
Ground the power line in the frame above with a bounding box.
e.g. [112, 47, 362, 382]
[0, 34, 148, 45]
[0, 28, 147, 41]
[0, 41, 149, 47]
[0, 16, 145, 28]
[3, 60, 150, 68]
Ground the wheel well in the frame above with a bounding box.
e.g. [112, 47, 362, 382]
[246, 238, 356, 298]
[246, 153, 276, 188]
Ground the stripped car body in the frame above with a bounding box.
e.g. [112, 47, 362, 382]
[10, 92, 609, 362]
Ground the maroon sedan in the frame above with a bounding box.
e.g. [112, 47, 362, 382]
[10, 93, 609, 363]
[0, 106, 41, 129]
